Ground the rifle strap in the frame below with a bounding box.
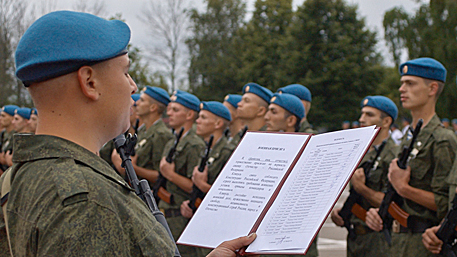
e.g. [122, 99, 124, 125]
[1, 168, 13, 256]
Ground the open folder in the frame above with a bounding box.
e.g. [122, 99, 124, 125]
[178, 126, 379, 255]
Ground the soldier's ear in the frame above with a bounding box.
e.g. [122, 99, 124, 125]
[77, 66, 99, 101]
[286, 115, 296, 129]
[382, 116, 392, 129]
[428, 81, 439, 97]
[214, 118, 223, 130]
[257, 105, 267, 117]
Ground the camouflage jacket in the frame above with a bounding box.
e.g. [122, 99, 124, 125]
[350, 137, 398, 226]
[299, 120, 317, 134]
[0, 134, 175, 256]
[400, 115, 457, 223]
[159, 127, 205, 210]
[206, 136, 235, 186]
[135, 119, 173, 174]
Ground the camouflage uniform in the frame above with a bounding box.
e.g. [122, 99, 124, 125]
[99, 140, 116, 170]
[299, 120, 317, 134]
[195, 136, 235, 256]
[159, 127, 205, 256]
[0, 134, 176, 256]
[1, 130, 14, 153]
[391, 115, 457, 257]
[227, 127, 245, 149]
[347, 137, 397, 257]
[135, 119, 173, 185]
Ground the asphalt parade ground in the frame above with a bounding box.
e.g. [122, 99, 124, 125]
[316, 186, 349, 257]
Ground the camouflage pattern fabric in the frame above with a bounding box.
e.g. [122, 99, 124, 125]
[299, 120, 317, 134]
[135, 119, 173, 184]
[0, 134, 176, 256]
[346, 137, 397, 256]
[390, 115, 457, 256]
[159, 127, 205, 256]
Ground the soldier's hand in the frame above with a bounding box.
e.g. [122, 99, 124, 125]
[4, 151, 12, 167]
[330, 208, 344, 227]
[111, 149, 124, 174]
[180, 200, 194, 219]
[365, 208, 383, 232]
[159, 157, 175, 180]
[350, 168, 365, 192]
[422, 225, 442, 254]
[207, 233, 258, 257]
[192, 165, 208, 185]
[388, 158, 410, 195]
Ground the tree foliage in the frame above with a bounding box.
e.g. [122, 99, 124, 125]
[186, 0, 246, 100]
[383, 0, 457, 119]
[188, 0, 384, 130]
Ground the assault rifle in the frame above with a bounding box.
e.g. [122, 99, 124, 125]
[152, 127, 184, 204]
[188, 135, 214, 212]
[338, 140, 387, 239]
[436, 195, 457, 257]
[378, 119, 423, 245]
[113, 133, 181, 257]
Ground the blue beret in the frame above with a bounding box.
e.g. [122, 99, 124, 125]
[452, 119, 457, 125]
[270, 93, 305, 120]
[131, 94, 140, 106]
[31, 108, 38, 116]
[142, 86, 170, 106]
[442, 118, 450, 123]
[352, 121, 359, 126]
[277, 84, 312, 102]
[242, 83, 273, 104]
[200, 101, 231, 121]
[224, 94, 242, 109]
[2, 105, 19, 117]
[15, 107, 32, 120]
[399, 57, 446, 82]
[15, 11, 130, 86]
[361, 96, 398, 122]
[170, 91, 200, 112]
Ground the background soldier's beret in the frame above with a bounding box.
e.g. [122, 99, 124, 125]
[15, 107, 32, 120]
[15, 11, 131, 86]
[200, 101, 232, 121]
[143, 86, 170, 106]
[452, 119, 457, 125]
[277, 84, 312, 102]
[224, 94, 242, 109]
[242, 82, 273, 104]
[361, 95, 398, 122]
[399, 57, 446, 82]
[31, 108, 38, 116]
[131, 94, 140, 107]
[171, 91, 200, 112]
[2, 105, 19, 117]
[352, 121, 359, 127]
[442, 118, 450, 123]
[270, 93, 305, 120]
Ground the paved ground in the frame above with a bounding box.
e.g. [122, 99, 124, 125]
[316, 186, 349, 257]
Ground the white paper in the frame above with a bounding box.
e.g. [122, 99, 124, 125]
[178, 132, 310, 248]
[178, 126, 378, 254]
[246, 126, 377, 253]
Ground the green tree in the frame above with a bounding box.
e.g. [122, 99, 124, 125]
[186, 0, 246, 100]
[128, 45, 168, 92]
[285, 0, 383, 130]
[383, 0, 457, 119]
[236, 0, 293, 90]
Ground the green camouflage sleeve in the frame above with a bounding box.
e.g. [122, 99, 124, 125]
[35, 199, 175, 256]
[432, 139, 457, 219]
